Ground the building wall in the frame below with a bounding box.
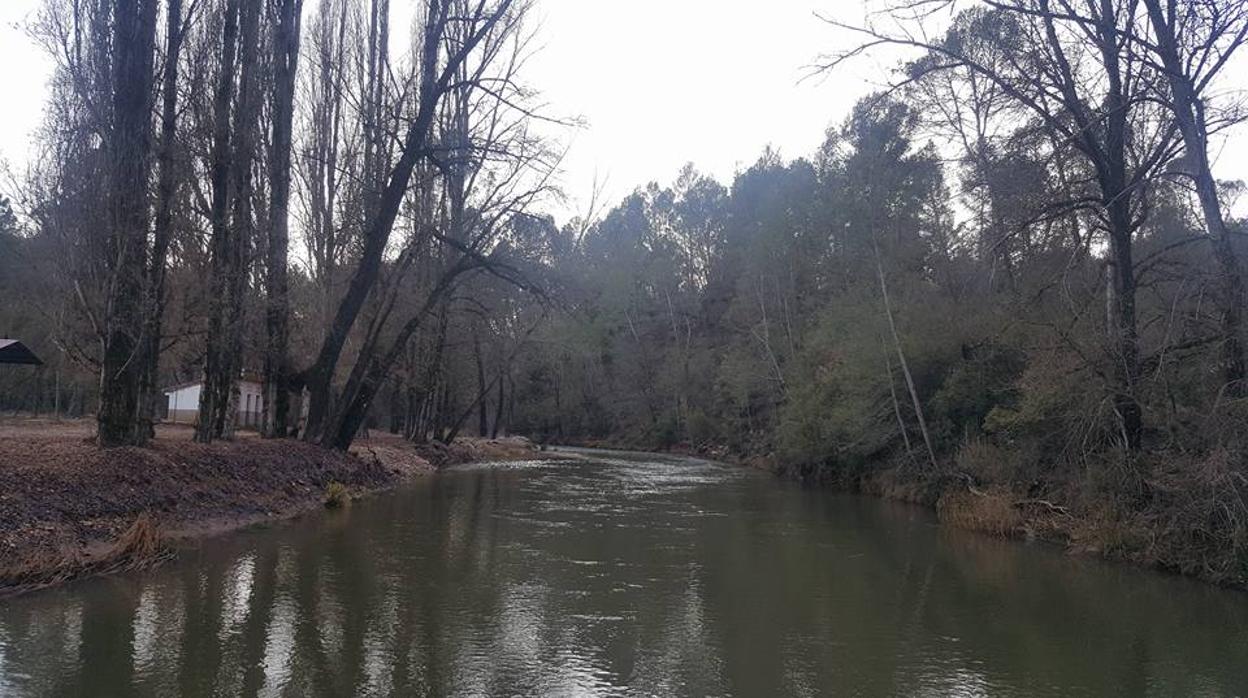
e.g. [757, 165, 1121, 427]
[163, 380, 265, 429]
[237, 380, 263, 429]
[165, 384, 201, 424]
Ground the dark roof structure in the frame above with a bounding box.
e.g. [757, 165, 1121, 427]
[0, 339, 43, 365]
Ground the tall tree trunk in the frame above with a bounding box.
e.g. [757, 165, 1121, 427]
[1142, 0, 1245, 398]
[1094, 0, 1143, 449]
[884, 345, 914, 460]
[474, 327, 488, 436]
[327, 276, 461, 450]
[408, 305, 450, 445]
[218, 0, 263, 441]
[1106, 209, 1143, 449]
[264, 0, 304, 437]
[490, 370, 505, 439]
[199, 0, 262, 442]
[195, 0, 242, 443]
[874, 237, 938, 471]
[362, 0, 391, 210]
[435, 318, 537, 449]
[98, 0, 158, 447]
[136, 0, 186, 444]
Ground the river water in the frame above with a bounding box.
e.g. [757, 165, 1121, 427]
[0, 451, 1246, 696]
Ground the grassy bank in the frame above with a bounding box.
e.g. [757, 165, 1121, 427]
[0, 419, 543, 597]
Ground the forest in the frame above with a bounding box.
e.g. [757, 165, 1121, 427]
[1, 0, 1248, 585]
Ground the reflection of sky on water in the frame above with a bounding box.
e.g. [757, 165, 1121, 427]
[0, 453, 1245, 696]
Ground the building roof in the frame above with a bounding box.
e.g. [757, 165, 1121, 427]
[0, 339, 42, 365]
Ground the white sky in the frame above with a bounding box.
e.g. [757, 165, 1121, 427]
[522, 0, 896, 219]
[2, 0, 1246, 222]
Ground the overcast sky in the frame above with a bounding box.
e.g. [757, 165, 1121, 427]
[2, 0, 1246, 222]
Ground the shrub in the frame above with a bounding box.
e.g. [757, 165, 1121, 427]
[324, 481, 350, 509]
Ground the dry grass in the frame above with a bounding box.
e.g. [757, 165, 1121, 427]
[937, 486, 1025, 537]
[858, 442, 1248, 588]
[1125, 448, 1247, 585]
[0, 513, 172, 598]
[323, 482, 350, 508]
[860, 464, 943, 506]
[112, 512, 164, 560]
[955, 438, 1030, 485]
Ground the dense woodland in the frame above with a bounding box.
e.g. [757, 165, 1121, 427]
[2, 1, 1248, 581]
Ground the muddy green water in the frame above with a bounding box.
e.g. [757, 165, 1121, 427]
[1, 451, 1246, 696]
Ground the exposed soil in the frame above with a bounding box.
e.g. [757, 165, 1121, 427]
[0, 418, 544, 596]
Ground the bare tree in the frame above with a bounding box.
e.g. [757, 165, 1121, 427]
[873, 235, 938, 470]
[196, 0, 265, 442]
[98, 0, 159, 447]
[1140, 0, 1248, 397]
[195, 0, 242, 442]
[818, 1, 1181, 449]
[137, 0, 194, 442]
[296, 0, 536, 448]
[263, 0, 304, 437]
[297, 0, 351, 293]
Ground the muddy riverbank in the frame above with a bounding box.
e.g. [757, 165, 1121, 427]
[0, 419, 544, 596]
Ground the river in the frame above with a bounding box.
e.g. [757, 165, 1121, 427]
[0, 450, 1245, 696]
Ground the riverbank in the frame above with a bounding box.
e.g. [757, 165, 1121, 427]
[0, 419, 544, 596]
[547, 436, 1247, 590]
[856, 454, 1248, 591]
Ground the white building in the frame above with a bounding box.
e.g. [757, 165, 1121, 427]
[163, 376, 265, 429]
